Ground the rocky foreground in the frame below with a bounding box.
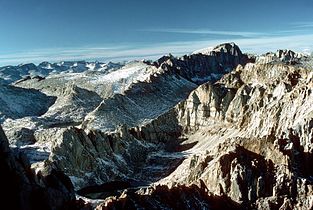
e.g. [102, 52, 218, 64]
[1, 43, 313, 209]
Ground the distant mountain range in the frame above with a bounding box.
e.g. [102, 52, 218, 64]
[0, 60, 124, 85]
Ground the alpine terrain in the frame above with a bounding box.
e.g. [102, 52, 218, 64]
[1, 43, 313, 210]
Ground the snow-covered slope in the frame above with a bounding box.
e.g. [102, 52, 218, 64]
[15, 61, 155, 98]
[84, 72, 197, 131]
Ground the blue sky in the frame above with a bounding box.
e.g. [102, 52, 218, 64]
[0, 0, 313, 65]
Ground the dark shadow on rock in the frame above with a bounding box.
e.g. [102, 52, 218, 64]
[16, 147, 50, 164]
[46, 121, 82, 129]
[278, 129, 313, 178]
[77, 181, 131, 199]
[99, 181, 243, 210]
[174, 141, 198, 152]
[219, 145, 275, 205]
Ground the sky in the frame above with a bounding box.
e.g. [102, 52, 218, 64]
[0, 0, 313, 65]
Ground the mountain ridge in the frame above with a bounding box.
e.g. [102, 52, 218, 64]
[0, 42, 312, 210]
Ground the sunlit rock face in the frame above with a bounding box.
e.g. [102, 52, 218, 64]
[156, 62, 313, 209]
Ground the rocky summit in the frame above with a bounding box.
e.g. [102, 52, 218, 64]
[0, 43, 313, 209]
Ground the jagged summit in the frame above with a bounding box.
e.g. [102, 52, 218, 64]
[192, 42, 241, 55]
[212, 42, 242, 55]
[257, 48, 309, 64]
[150, 42, 252, 85]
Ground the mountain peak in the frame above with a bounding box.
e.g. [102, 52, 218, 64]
[212, 42, 242, 55]
[192, 42, 242, 56]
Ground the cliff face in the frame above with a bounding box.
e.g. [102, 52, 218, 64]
[155, 62, 313, 209]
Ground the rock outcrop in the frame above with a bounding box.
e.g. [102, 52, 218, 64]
[0, 125, 80, 210]
[256, 49, 308, 65]
[97, 183, 241, 210]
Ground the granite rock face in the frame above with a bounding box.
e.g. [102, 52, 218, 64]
[156, 62, 313, 209]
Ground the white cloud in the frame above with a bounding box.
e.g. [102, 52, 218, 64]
[0, 34, 312, 66]
[140, 28, 266, 38]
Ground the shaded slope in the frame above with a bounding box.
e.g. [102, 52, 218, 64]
[0, 84, 56, 122]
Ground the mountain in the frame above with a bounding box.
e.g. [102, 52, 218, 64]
[0, 43, 312, 209]
[0, 61, 124, 85]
